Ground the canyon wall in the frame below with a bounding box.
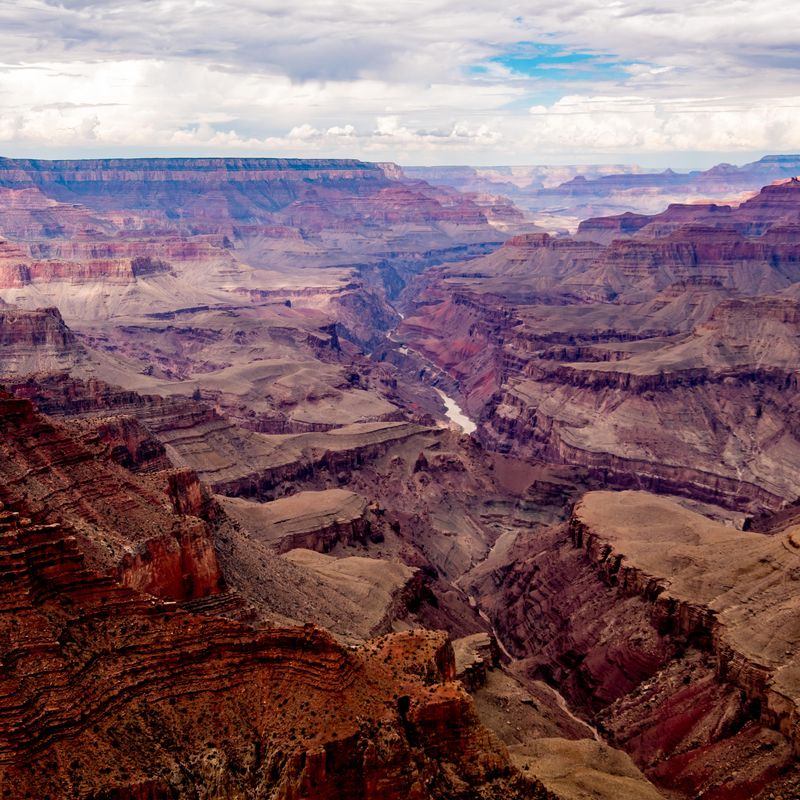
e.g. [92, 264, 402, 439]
[0, 394, 222, 600]
[398, 179, 800, 513]
[0, 504, 551, 799]
[471, 491, 800, 798]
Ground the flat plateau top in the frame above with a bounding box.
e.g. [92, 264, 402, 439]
[220, 489, 368, 540]
[575, 490, 800, 697]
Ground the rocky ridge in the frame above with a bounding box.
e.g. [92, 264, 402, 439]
[0, 502, 550, 799]
[398, 179, 800, 512]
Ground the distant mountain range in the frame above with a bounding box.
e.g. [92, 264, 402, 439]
[405, 154, 800, 231]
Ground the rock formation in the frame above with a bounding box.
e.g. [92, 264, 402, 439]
[0, 305, 85, 375]
[0, 503, 550, 799]
[0, 393, 222, 600]
[5, 156, 800, 798]
[398, 179, 800, 512]
[219, 489, 372, 553]
[454, 632, 501, 691]
[467, 491, 800, 797]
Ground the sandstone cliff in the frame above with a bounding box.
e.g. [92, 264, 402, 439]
[0, 305, 86, 375]
[0, 504, 552, 799]
[0, 394, 222, 600]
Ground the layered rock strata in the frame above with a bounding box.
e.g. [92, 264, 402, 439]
[454, 632, 501, 692]
[0, 504, 552, 799]
[219, 489, 371, 553]
[477, 490, 800, 797]
[0, 305, 85, 375]
[479, 294, 800, 512]
[0, 394, 221, 600]
[398, 181, 800, 512]
[570, 492, 800, 756]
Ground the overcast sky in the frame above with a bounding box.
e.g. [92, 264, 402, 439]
[0, 0, 798, 166]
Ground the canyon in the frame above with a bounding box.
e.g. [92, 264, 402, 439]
[407, 155, 800, 232]
[1, 155, 800, 799]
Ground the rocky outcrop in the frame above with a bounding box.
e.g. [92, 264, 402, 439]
[570, 493, 800, 793]
[164, 468, 210, 517]
[198, 421, 431, 500]
[0, 394, 222, 600]
[454, 632, 502, 692]
[72, 413, 172, 473]
[281, 550, 425, 638]
[568, 493, 800, 750]
[0, 305, 85, 375]
[0, 234, 205, 288]
[0, 252, 174, 288]
[27, 232, 225, 263]
[480, 378, 794, 513]
[219, 489, 372, 553]
[0, 505, 551, 799]
[6, 372, 171, 416]
[588, 223, 800, 299]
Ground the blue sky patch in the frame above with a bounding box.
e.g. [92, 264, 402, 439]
[471, 41, 635, 84]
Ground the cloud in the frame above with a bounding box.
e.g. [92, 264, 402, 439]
[524, 94, 800, 153]
[0, 1, 798, 163]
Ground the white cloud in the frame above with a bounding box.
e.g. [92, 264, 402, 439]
[524, 94, 800, 153]
[0, 1, 798, 163]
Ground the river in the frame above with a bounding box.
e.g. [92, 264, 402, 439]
[388, 307, 475, 433]
[435, 388, 477, 435]
[389, 314, 596, 743]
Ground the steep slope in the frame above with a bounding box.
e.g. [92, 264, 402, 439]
[0, 305, 86, 375]
[469, 491, 800, 799]
[0, 157, 393, 218]
[0, 394, 222, 600]
[0, 503, 550, 800]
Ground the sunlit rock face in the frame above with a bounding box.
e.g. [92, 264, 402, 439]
[399, 179, 800, 514]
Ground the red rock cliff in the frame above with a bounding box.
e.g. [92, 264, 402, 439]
[0, 504, 552, 799]
[0, 394, 222, 600]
